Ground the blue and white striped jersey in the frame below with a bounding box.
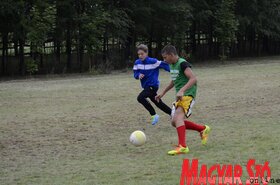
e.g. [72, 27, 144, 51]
[133, 57, 170, 89]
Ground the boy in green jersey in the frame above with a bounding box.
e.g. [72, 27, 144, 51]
[156, 45, 211, 155]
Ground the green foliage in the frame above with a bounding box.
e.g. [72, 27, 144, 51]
[236, 0, 280, 39]
[27, 2, 56, 53]
[1, 1, 25, 28]
[189, 0, 214, 30]
[257, 0, 280, 38]
[104, 8, 133, 44]
[214, 0, 238, 58]
[89, 67, 104, 75]
[214, 0, 238, 44]
[1, 0, 280, 75]
[168, 1, 192, 47]
[25, 59, 38, 75]
[80, 2, 105, 54]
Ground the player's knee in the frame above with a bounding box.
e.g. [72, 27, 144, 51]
[137, 95, 144, 103]
[172, 115, 183, 127]
[171, 116, 178, 126]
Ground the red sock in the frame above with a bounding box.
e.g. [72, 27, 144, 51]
[176, 125, 186, 147]
[184, 120, 205, 132]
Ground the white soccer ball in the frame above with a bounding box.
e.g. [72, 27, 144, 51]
[129, 130, 146, 146]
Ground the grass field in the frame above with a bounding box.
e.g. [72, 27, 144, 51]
[0, 58, 280, 185]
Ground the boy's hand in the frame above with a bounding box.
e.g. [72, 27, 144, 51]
[155, 94, 163, 102]
[176, 91, 184, 101]
[139, 74, 145, 79]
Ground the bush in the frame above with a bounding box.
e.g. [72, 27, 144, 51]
[25, 59, 38, 75]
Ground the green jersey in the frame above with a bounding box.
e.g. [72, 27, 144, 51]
[170, 58, 197, 98]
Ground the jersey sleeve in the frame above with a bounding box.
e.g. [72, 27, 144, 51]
[159, 61, 170, 72]
[180, 61, 192, 72]
[133, 62, 140, 79]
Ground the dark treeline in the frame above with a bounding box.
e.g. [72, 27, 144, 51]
[1, 0, 280, 75]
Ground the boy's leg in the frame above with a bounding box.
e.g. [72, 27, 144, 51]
[149, 92, 172, 115]
[184, 120, 210, 145]
[179, 96, 206, 132]
[137, 89, 159, 125]
[180, 96, 211, 145]
[137, 89, 156, 116]
[167, 106, 189, 155]
[184, 120, 205, 132]
[173, 107, 186, 147]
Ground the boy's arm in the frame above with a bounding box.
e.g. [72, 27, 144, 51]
[159, 61, 170, 72]
[155, 80, 174, 102]
[133, 64, 141, 79]
[176, 68, 197, 100]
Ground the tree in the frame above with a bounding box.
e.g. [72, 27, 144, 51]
[0, 0, 24, 75]
[81, 0, 105, 70]
[214, 0, 238, 59]
[0, 0, 280, 76]
[27, 1, 56, 69]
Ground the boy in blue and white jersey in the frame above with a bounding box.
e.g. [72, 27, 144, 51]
[133, 44, 171, 125]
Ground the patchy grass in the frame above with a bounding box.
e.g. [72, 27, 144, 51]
[0, 58, 280, 185]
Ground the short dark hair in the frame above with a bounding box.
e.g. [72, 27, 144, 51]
[161, 45, 178, 55]
[136, 44, 148, 53]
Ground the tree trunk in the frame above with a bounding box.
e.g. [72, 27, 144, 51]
[88, 54, 93, 72]
[236, 34, 242, 57]
[208, 21, 213, 58]
[262, 35, 269, 54]
[54, 0, 62, 72]
[249, 28, 255, 56]
[13, 39, 18, 56]
[257, 33, 261, 56]
[156, 35, 163, 59]
[243, 35, 247, 56]
[124, 28, 135, 68]
[76, 1, 83, 73]
[190, 20, 196, 56]
[131, 31, 137, 61]
[222, 44, 225, 58]
[40, 53, 43, 70]
[1, 33, 8, 75]
[148, 17, 154, 55]
[55, 39, 61, 63]
[19, 38, 25, 75]
[66, 24, 72, 72]
[79, 42, 84, 72]
[102, 29, 108, 63]
[77, 36, 80, 72]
